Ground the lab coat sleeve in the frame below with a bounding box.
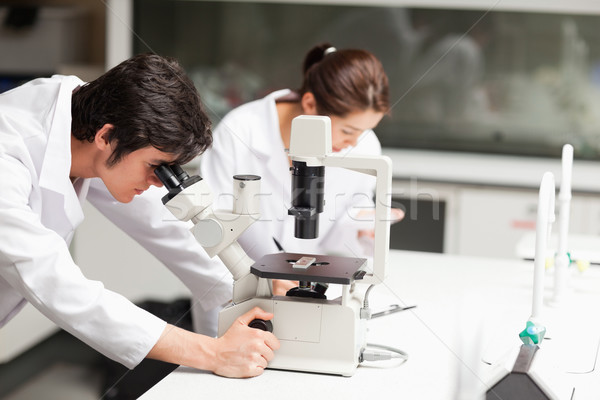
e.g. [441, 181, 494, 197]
[86, 179, 233, 312]
[0, 156, 166, 369]
[237, 214, 283, 261]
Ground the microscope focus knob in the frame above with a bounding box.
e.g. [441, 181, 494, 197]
[192, 219, 223, 248]
[248, 319, 273, 332]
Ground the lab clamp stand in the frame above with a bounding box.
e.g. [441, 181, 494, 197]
[155, 115, 392, 376]
[485, 169, 573, 400]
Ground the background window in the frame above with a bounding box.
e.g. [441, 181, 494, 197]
[134, 1, 600, 160]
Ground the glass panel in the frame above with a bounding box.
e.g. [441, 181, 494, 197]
[134, 1, 600, 160]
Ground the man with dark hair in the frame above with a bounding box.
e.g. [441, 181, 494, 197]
[71, 54, 212, 168]
[0, 53, 278, 377]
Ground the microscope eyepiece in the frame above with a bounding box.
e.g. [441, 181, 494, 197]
[154, 164, 182, 191]
[154, 164, 202, 204]
[288, 160, 325, 239]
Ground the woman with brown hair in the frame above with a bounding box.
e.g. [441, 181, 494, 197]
[201, 43, 402, 270]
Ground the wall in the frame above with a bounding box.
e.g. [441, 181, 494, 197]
[16, 0, 105, 65]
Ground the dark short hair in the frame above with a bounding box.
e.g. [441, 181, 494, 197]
[299, 43, 390, 117]
[71, 53, 212, 166]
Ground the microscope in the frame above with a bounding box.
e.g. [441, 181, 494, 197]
[156, 115, 392, 376]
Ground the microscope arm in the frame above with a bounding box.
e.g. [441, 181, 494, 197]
[191, 215, 261, 304]
[321, 155, 392, 285]
[158, 169, 268, 304]
[288, 115, 393, 286]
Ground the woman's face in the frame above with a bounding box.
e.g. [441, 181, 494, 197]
[328, 109, 384, 152]
[301, 92, 384, 152]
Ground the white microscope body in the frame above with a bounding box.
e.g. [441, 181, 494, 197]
[220, 116, 392, 376]
[157, 115, 392, 376]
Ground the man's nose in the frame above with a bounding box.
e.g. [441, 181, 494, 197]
[148, 173, 163, 187]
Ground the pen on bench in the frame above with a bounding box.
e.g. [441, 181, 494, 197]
[273, 237, 285, 252]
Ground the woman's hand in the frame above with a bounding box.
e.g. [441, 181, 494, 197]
[357, 207, 405, 239]
[272, 279, 299, 296]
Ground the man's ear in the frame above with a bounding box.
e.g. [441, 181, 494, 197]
[301, 92, 318, 115]
[94, 124, 114, 151]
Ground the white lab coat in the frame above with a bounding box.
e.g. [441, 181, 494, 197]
[0, 75, 232, 369]
[200, 89, 380, 261]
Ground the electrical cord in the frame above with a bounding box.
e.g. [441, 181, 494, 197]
[360, 286, 410, 365]
[361, 284, 417, 319]
[360, 343, 409, 364]
[363, 284, 375, 309]
[360, 284, 375, 319]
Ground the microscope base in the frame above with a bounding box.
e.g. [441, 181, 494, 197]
[218, 295, 365, 376]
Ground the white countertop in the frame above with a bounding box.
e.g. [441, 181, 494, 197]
[140, 250, 600, 399]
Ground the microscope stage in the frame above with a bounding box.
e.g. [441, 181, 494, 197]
[250, 252, 367, 284]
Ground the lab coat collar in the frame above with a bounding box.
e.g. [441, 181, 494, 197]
[251, 89, 291, 159]
[38, 76, 86, 235]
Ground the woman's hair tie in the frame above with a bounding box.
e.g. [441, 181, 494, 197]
[323, 46, 337, 56]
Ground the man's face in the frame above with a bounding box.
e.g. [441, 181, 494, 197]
[98, 145, 177, 203]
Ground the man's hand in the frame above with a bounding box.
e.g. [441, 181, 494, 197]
[211, 307, 280, 377]
[147, 307, 280, 378]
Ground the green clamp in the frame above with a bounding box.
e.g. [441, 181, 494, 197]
[519, 320, 546, 345]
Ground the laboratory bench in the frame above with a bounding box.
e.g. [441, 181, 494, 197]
[139, 249, 600, 399]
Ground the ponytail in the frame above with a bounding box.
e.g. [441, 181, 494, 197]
[299, 43, 389, 117]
